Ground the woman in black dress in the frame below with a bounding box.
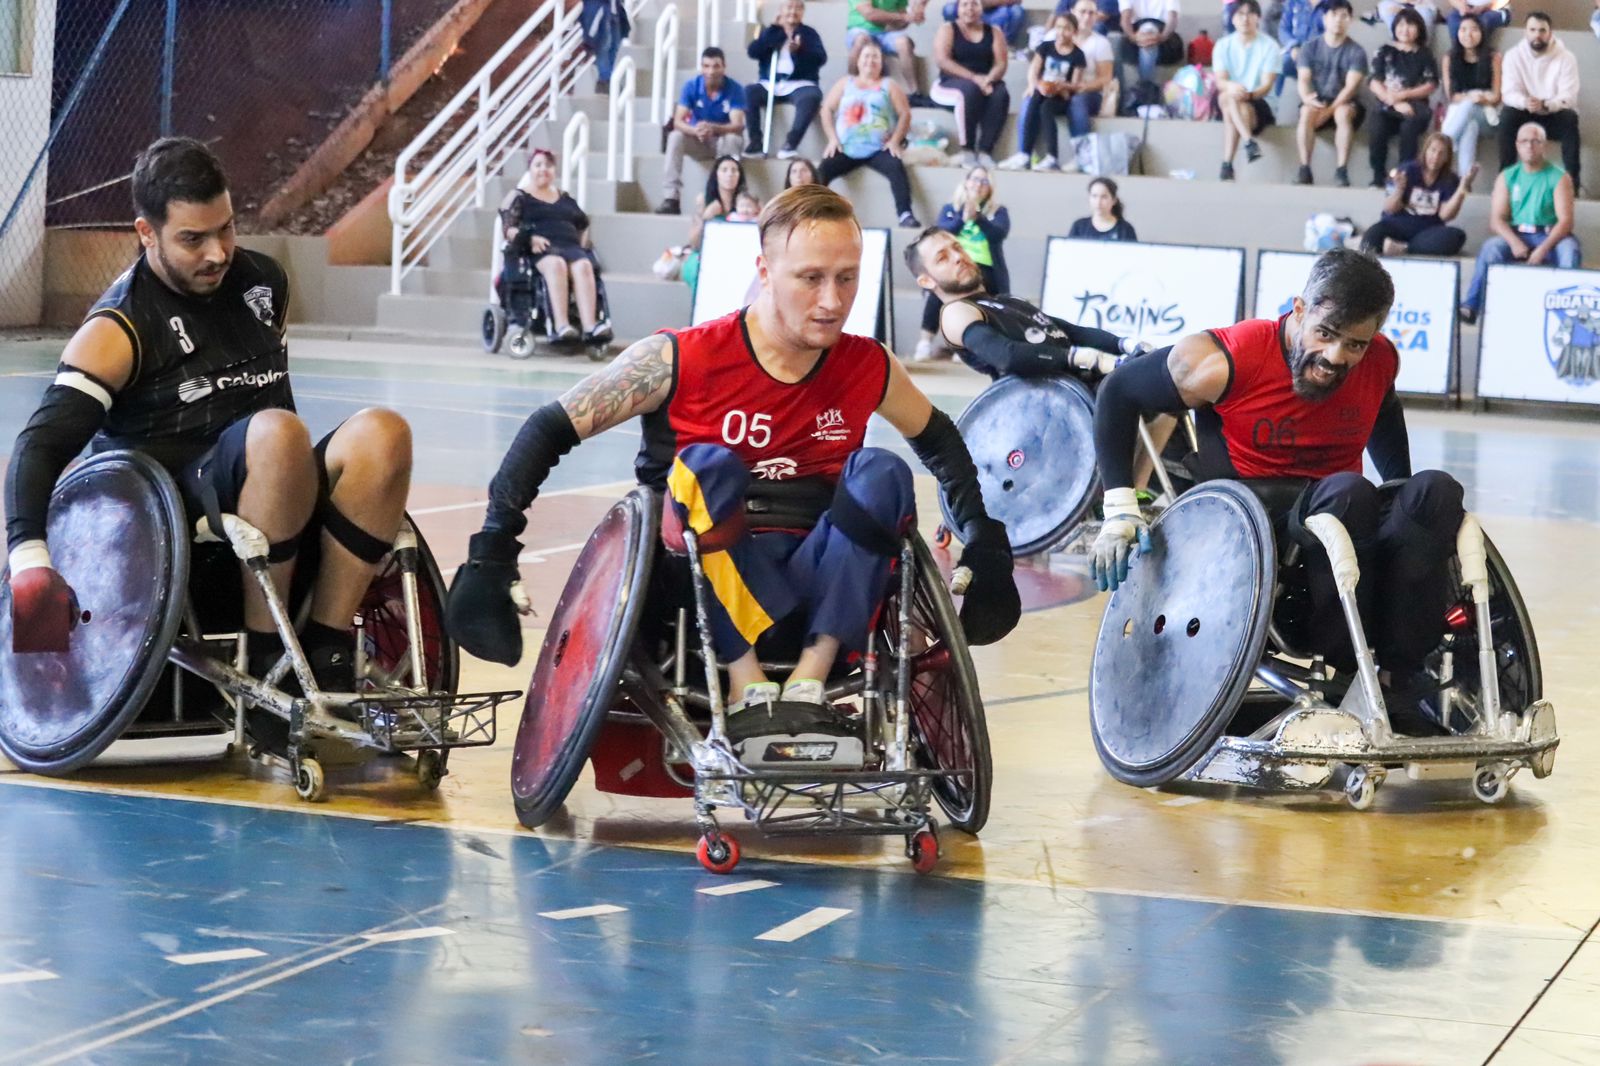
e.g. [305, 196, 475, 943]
[931, 0, 1010, 166]
[501, 148, 610, 343]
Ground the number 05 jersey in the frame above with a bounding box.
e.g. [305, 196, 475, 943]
[637, 310, 891, 488]
[84, 248, 294, 470]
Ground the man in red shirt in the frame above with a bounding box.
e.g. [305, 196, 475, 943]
[447, 185, 1019, 721]
[1088, 249, 1464, 732]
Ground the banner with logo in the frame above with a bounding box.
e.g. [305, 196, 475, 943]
[1039, 238, 1245, 347]
[1479, 263, 1600, 405]
[1253, 250, 1459, 398]
[691, 221, 892, 341]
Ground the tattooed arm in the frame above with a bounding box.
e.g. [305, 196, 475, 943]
[558, 332, 676, 438]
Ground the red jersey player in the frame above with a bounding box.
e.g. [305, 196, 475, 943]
[447, 185, 1019, 723]
[1089, 248, 1466, 734]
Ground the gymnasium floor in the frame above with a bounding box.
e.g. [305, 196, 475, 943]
[1, 334, 1598, 1065]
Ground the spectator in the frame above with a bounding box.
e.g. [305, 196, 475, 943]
[847, 0, 929, 100]
[1373, 0, 1440, 35]
[1068, 176, 1140, 239]
[745, 0, 828, 159]
[1008, 0, 1115, 169]
[682, 155, 750, 290]
[1294, 0, 1365, 186]
[727, 191, 764, 221]
[818, 39, 922, 227]
[915, 166, 1011, 360]
[1000, 13, 1086, 170]
[1446, 0, 1512, 41]
[1275, 0, 1328, 93]
[1498, 12, 1580, 193]
[1119, 0, 1184, 113]
[932, 0, 1012, 167]
[1367, 8, 1438, 186]
[657, 48, 746, 216]
[1461, 122, 1581, 322]
[500, 150, 610, 343]
[942, 0, 1028, 45]
[1214, 0, 1284, 180]
[580, 0, 631, 94]
[784, 157, 822, 187]
[1092, 0, 1123, 34]
[1440, 14, 1501, 175]
[1360, 132, 1476, 255]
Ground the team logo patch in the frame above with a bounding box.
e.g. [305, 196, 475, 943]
[753, 457, 799, 480]
[812, 408, 849, 442]
[1543, 285, 1600, 387]
[1024, 326, 1047, 345]
[244, 285, 275, 326]
[177, 377, 215, 404]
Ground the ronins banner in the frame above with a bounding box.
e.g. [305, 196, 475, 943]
[1040, 238, 1245, 347]
[1479, 263, 1600, 406]
[1253, 250, 1459, 398]
[691, 220, 892, 341]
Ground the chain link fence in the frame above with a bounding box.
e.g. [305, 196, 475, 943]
[0, 0, 458, 328]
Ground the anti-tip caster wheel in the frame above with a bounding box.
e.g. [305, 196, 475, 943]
[908, 828, 940, 874]
[933, 524, 953, 549]
[1472, 763, 1511, 805]
[696, 832, 741, 874]
[416, 749, 447, 791]
[1344, 764, 1379, 811]
[294, 758, 326, 802]
[506, 327, 535, 360]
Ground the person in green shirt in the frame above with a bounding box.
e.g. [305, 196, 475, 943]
[847, 0, 930, 98]
[1460, 121, 1581, 322]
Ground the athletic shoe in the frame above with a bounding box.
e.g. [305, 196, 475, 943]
[1034, 154, 1060, 171]
[782, 678, 826, 704]
[960, 149, 979, 167]
[727, 699, 864, 769]
[1458, 305, 1478, 325]
[595, 79, 610, 94]
[907, 92, 939, 108]
[654, 198, 681, 215]
[727, 681, 780, 716]
[997, 151, 1031, 170]
[978, 152, 997, 169]
[912, 339, 944, 362]
[1334, 165, 1350, 187]
[898, 210, 922, 228]
[743, 144, 766, 159]
[1243, 139, 1261, 163]
[1294, 165, 1313, 185]
[585, 321, 614, 344]
[553, 325, 581, 345]
[776, 146, 800, 160]
[1219, 161, 1235, 181]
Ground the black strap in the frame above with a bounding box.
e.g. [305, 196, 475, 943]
[318, 500, 393, 565]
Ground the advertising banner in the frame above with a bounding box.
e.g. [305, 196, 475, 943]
[1040, 238, 1245, 347]
[1479, 263, 1600, 406]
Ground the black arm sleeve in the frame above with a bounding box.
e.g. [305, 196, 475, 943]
[5, 384, 110, 551]
[907, 407, 988, 533]
[1046, 314, 1123, 355]
[1092, 346, 1188, 490]
[960, 322, 1074, 378]
[1366, 387, 1412, 482]
[483, 401, 582, 538]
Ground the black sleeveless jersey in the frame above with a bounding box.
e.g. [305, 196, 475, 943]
[957, 294, 1073, 378]
[85, 249, 294, 469]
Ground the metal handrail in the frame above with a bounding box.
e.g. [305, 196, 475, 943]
[563, 112, 591, 210]
[607, 58, 637, 182]
[696, 0, 721, 56]
[651, 4, 680, 125]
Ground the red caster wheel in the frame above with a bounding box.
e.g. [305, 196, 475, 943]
[908, 829, 940, 874]
[697, 832, 741, 874]
[933, 524, 953, 549]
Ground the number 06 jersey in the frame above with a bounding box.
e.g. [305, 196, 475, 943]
[636, 309, 891, 487]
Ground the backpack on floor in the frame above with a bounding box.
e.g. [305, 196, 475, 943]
[1163, 64, 1218, 121]
[1304, 212, 1358, 252]
[1072, 131, 1142, 176]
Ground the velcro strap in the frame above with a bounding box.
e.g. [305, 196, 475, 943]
[266, 537, 301, 565]
[319, 501, 393, 565]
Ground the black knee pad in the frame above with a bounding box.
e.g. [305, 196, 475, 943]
[319, 501, 393, 565]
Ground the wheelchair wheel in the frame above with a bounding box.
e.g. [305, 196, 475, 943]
[945, 376, 1100, 557]
[511, 489, 658, 828]
[357, 520, 459, 695]
[0, 452, 189, 774]
[482, 306, 506, 353]
[507, 327, 536, 360]
[882, 535, 993, 833]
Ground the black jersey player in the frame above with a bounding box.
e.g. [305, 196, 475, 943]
[5, 138, 412, 690]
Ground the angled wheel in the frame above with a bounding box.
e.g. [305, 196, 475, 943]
[0, 451, 189, 774]
[881, 535, 992, 834]
[511, 489, 658, 828]
[357, 520, 458, 695]
[945, 376, 1100, 557]
[1090, 481, 1276, 787]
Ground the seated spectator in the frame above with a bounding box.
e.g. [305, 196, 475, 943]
[682, 155, 750, 290]
[1068, 176, 1140, 240]
[932, 0, 1012, 167]
[847, 0, 929, 100]
[1214, 0, 1284, 180]
[1119, 0, 1184, 113]
[1367, 9, 1438, 186]
[916, 166, 1011, 360]
[1009, 0, 1116, 169]
[1440, 14, 1500, 176]
[1360, 133, 1476, 256]
[580, 0, 631, 94]
[1372, 0, 1440, 35]
[1001, 13, 1086, 171]
[657, 48, 746, 216]
[785, 156, 822, 187]
[1498, 13, 1580, 193]
[745, 0, 828, 159]
[1446, 0, 1512, 40]
[1461, 122, 1582, 322]
[818, 39, 922, 227]
[942, 0, 1027, 46]
[1093, 0, 1123, 34]
[1294, 0, 1366, 186]
[1276, 0, 1328, 93]
[500, 149, 610, 343]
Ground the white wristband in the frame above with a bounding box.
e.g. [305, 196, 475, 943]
[8, 540, 52, 574]
[1103, 487, 1141, 521]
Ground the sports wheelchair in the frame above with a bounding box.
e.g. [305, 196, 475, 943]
[508, 487, 992, 874]
[1088, 479, 1558, 808]
[0, 451, 517, 800]
[481, 238, 614, 361]
[937, 375, 1192, 558]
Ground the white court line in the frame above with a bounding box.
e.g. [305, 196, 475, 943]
[361, 927, 455, 944]
[1160, 796, 1206, 808]
[164, 948, 267, 966]
[408, 479, 635, 516]
[539, 904, 627, 920]
[697, 879, 781, 897]
[0, 969, 58, 986]
[755, 907, 852, 943]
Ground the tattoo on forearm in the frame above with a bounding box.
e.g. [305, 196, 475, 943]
[560, 334, 674, 433]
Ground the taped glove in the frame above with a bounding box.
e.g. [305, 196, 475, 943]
[1090, 487, 1153, 593]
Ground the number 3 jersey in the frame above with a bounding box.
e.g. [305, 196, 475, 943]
[637, 309, 891, 487]
[84, 248, 294, 469]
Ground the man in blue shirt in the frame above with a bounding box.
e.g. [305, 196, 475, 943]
[657, 47, 748, 215]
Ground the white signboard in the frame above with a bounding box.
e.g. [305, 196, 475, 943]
[1040, 238, 1244, 347]
[1253, 250, 1459, 397]
[691, 220, 891, 340]
[1479, 263, 1600, 405]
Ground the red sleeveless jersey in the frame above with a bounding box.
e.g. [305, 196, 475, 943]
[635, 310, 891, 486]
[1209, 315, 1398, 480]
